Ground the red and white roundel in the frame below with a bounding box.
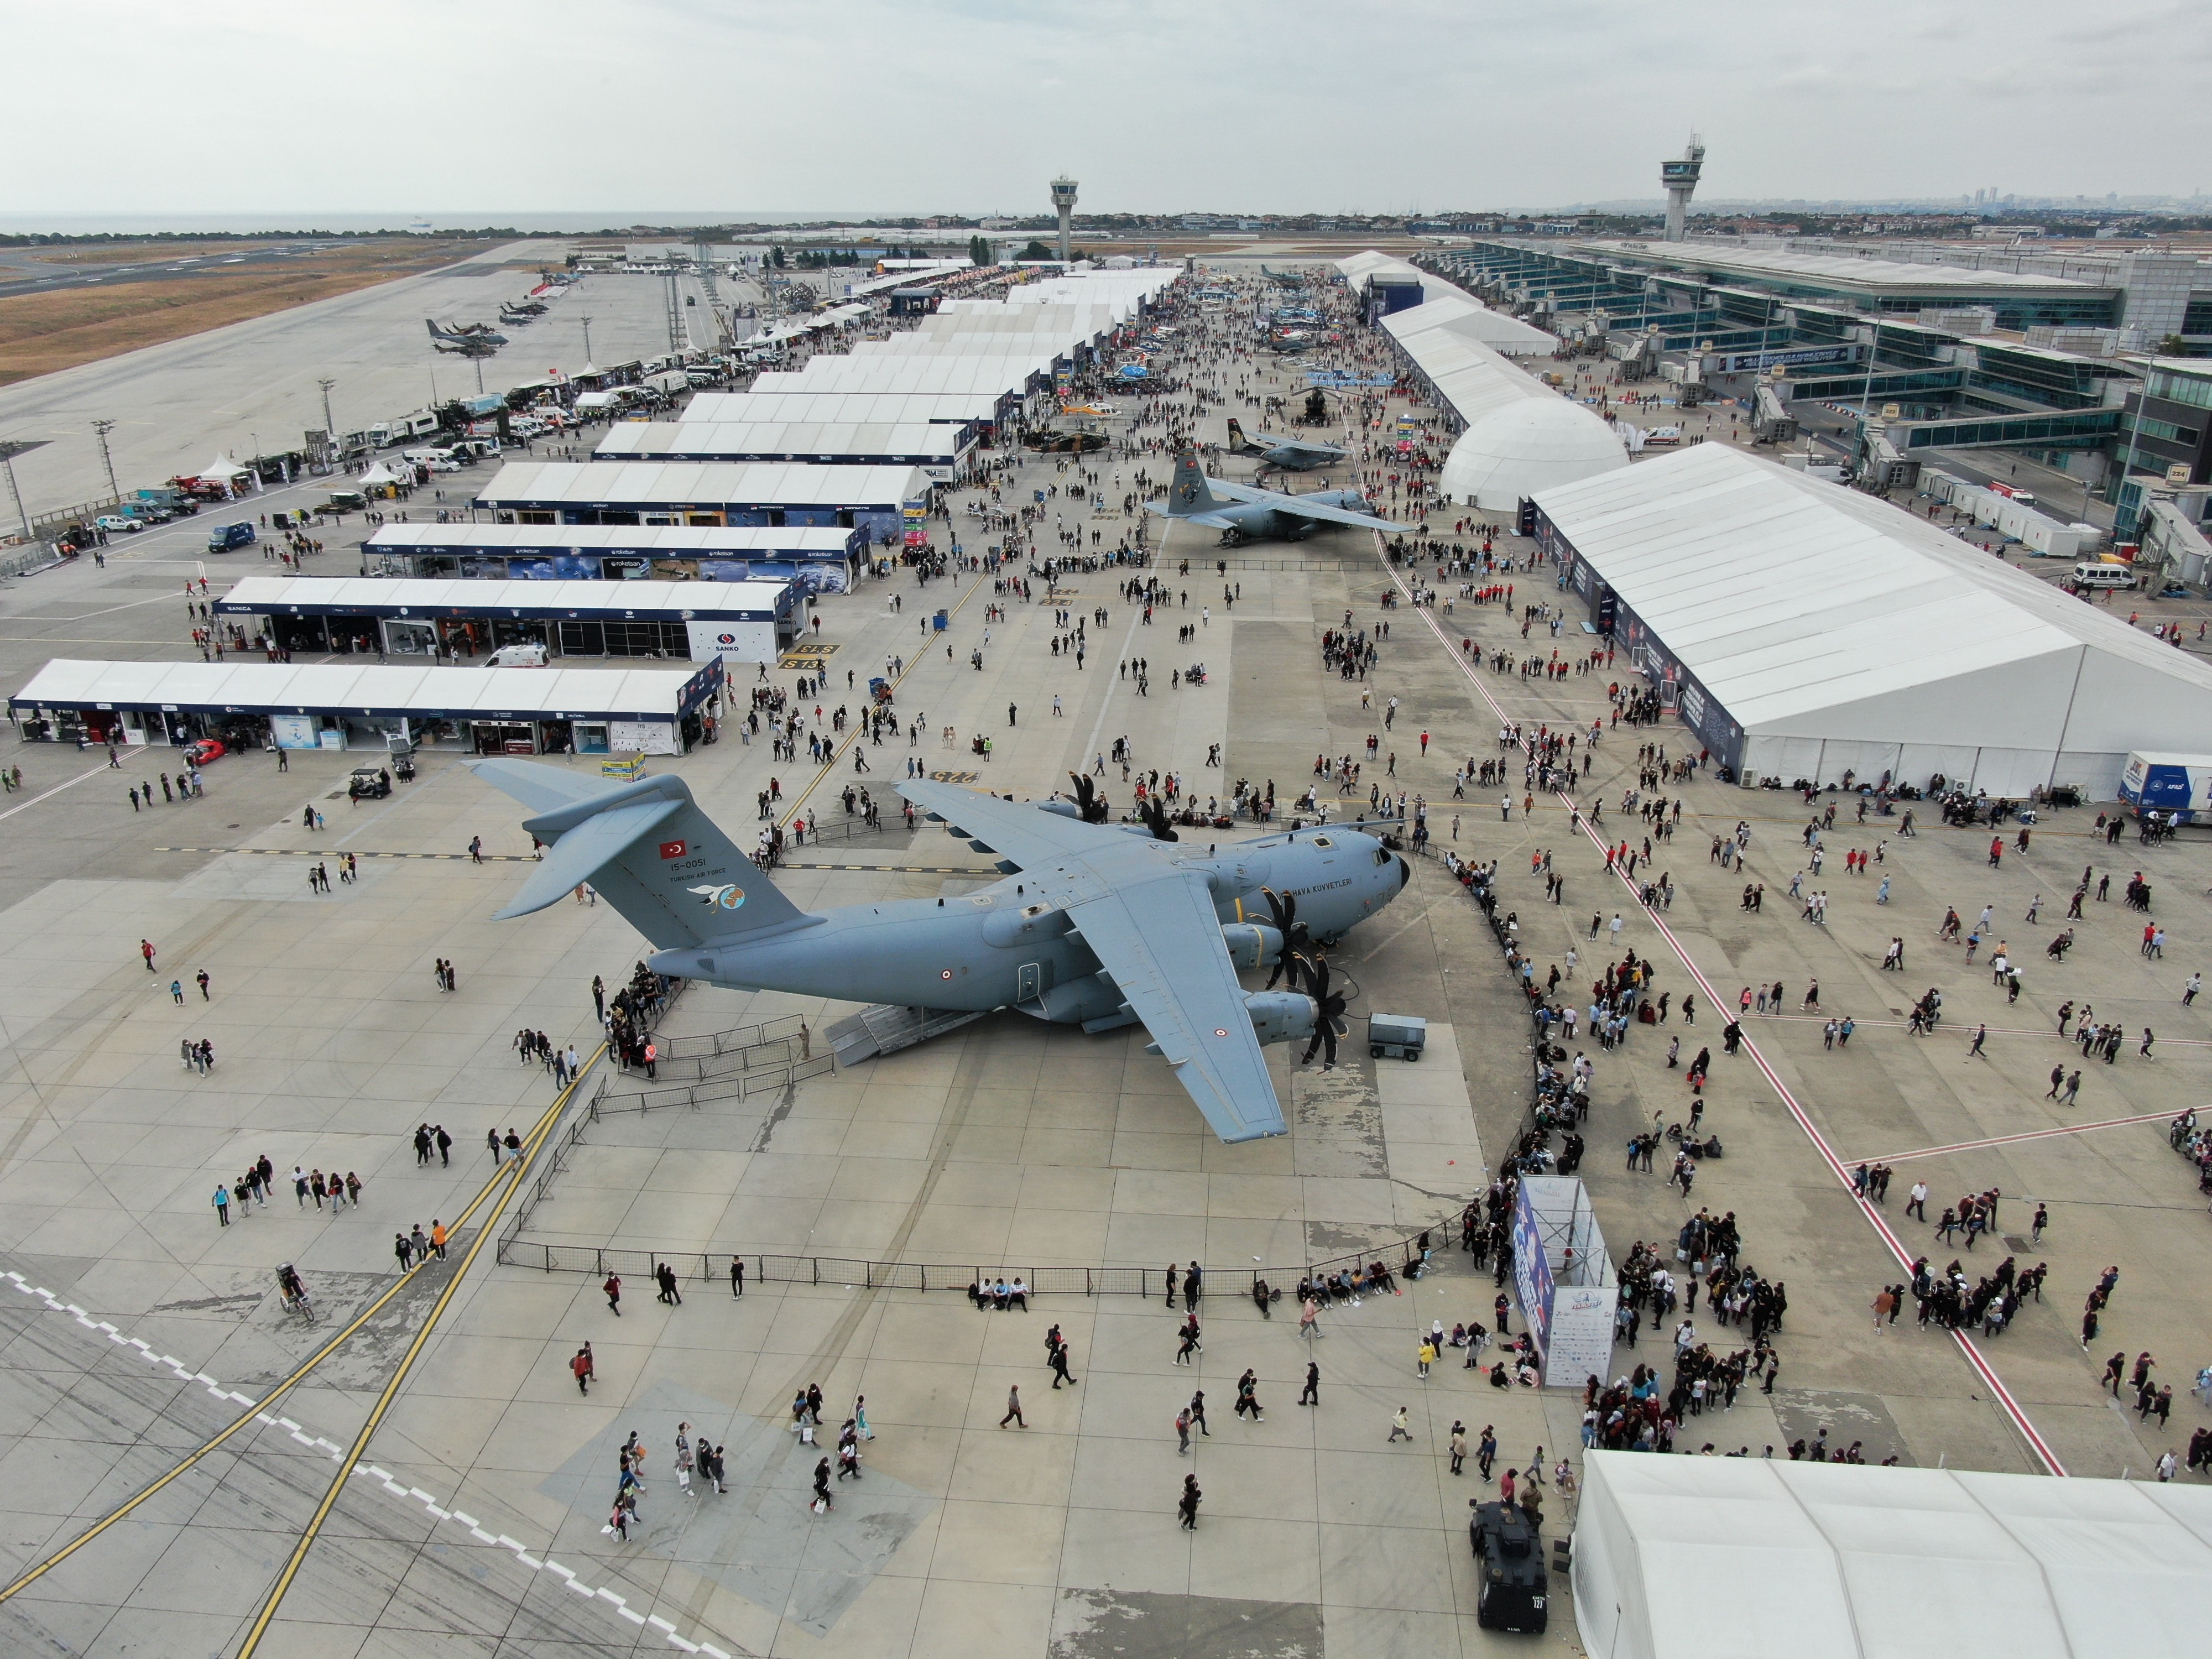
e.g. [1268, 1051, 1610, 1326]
[1214, 1027, 1230, 1038]
[942, 969, 954, 979]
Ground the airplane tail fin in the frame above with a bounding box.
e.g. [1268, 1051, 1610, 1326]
[1225, 418, 1251, 453]
[467, 759, 812, 949]
[1166, 451, 1222, 517]
[425, 320, 440, 338]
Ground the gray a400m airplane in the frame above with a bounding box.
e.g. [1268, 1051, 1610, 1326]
[1153, 450, 1392, 545]
[1224, 418, 1347, 473]
[467, 761, 1410, 1142]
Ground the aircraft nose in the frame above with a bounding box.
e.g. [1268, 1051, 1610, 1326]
[1396, 856, 1411, 891]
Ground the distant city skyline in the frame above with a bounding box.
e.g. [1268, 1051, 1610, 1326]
[6, 193, 2210, 243]
[4, 0, 2206, 222]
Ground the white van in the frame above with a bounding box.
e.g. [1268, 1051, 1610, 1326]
[2070, 562, 2137, 591]
[485, 643, 549, 668]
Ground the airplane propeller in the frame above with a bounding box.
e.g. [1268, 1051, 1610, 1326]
[1300, 954, 1348, 1069]
[1261, 886, 1312, 990]
[1067, 771, 1109, 824]
[1141, 797, 1178, 843]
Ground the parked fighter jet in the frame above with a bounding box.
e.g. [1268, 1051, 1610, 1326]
[466, 761, 1410, 1141]
[1152, 451, 1391, 545]
[498, 301, 542, 325]
[1225, 418, 1347, 473]
[425, 319, 506, 355]
[1261, 264, 1308, 288]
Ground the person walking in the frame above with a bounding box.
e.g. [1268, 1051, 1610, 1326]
[1234, 1369, 1262, 1421]
[571, 1348, 593, 1395]
[1449, 1421, 1468, 1475]
[212, 1184, 231, 1226]
[1175, 1406, 1192, 1455]
[1188, 1389, 1211, 1438]
[1387, 1406, 1413, 1443]
[1477, 1425, 1498, 1481]
[1177, 1473, 1202, 1530]
[1298, 1360, 1319, 1406]
[1050, 1340, 1077, 1389]
[604, 1272, 623, 1316]
[999, 1385, 1026, 1428]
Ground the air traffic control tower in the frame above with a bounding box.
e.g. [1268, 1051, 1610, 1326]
[1050, 175, 1078, 262]
[1661, 137, 1704, 242]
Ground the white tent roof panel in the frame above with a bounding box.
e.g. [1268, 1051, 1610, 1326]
[1577, 1453, 2212, 1659]
[750, 356, 1047, 397]
[472, 461, 925, 510]
[9, 659, 707, 720]
[217, 576, 794, 621]
[1383, 289, 1558, 355]
[363, 523, 858, 556]
[591, 421, 965, 465]
[1533, 444, 2212, 749]
[682, 392, 1004, 426]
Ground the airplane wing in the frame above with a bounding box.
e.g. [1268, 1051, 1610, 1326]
[1270, 497, 1395, 530]
[896, 780, 1130, 869]
[1058, 870, 1285, 1142]
[1197, 477, 1272, 504]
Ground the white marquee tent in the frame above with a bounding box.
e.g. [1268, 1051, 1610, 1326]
[1534, 443, 2212, 798]
[1375, 299, 1625, 510]
[1383, 288, 1558, 356]
[1574, 1452, 2212, 1659]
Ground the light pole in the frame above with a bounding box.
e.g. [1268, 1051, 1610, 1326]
[2114, 369, 2150, 542]
[0, 439, 46, 546]
[580, 314, 596, 366]
[317, 378, 338, 442]
[91, 419, 121, 503]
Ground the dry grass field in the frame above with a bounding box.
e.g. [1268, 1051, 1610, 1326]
[0, 238, 498, 385]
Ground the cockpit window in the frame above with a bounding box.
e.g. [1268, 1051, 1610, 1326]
[1375, 847, 1391, 865]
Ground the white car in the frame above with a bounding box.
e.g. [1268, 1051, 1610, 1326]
[93, 514, 144, 533]
[423, 457, 462, 473]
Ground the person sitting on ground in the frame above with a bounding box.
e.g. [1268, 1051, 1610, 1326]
[1008, 1276, 1029, 1311]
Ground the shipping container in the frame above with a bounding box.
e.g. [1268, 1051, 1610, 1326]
[2119, 752, 2212, 823]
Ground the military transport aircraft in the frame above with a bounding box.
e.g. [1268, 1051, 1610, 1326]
[1225, 418, 1347, 473]
[425, 319, 507, 356]
[1152, 450, 1392, 544]
[467, 763, 1410, 1142]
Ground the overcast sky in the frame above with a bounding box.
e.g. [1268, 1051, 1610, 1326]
[9, 0, 2208, 221]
